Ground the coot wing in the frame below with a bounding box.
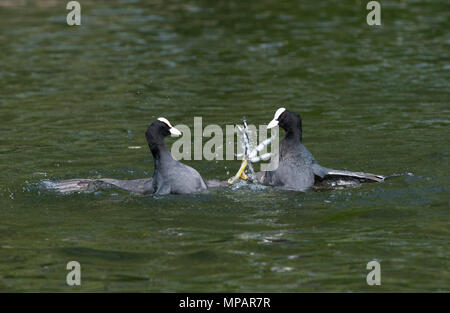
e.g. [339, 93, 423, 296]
[312, 163, 385, 189]
[322, 169, 385, 182]
[46, 178, 152, 194]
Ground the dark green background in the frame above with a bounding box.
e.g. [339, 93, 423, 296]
[0, 0, 448, 291]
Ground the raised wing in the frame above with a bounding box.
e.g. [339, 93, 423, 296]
[323, 169, 385, 182]
[312, 163, 385, 189]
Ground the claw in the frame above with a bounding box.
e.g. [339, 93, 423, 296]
[248, 137, 274, 159]
[228, 159, 248, 184]
[249, 153, 273, 163]
[229, 121, 274, 184]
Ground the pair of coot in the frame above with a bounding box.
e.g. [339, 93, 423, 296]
[51, 110, 384, 194]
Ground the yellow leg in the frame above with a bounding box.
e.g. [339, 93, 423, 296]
[228, 159, 248, 184]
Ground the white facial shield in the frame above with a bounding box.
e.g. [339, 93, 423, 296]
[267, 107, 286, 129]
[157, 117, 182, 136]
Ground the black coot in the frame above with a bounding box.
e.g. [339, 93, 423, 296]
[50, 117, 210, 194]
[143, 117, 207, 194]
[256, 108, 384, 191]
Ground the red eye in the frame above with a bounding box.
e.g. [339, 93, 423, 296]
[280, 113, 286, 119]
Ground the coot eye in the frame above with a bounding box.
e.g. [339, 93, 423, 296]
[280, 113, 286, 119]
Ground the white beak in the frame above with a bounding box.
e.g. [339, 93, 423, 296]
[169, 127, 182, 137]
[267, 119, 279, 129]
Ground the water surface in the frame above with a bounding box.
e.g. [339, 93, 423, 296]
[0, 0, 448, 292]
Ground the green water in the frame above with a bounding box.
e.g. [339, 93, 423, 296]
[0, 0, 448, 292]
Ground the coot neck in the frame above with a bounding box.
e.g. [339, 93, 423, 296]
[148, 134, 173, 164]
[284, 126, 302, 143]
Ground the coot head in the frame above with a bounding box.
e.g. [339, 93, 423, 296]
[145, 117, 181, 144]
[267, 108, 302, 135]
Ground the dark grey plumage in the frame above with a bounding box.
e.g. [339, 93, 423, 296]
[49, 118, 209, 195]
[258, 109, 385, 191]
[144, 119, 207, 194]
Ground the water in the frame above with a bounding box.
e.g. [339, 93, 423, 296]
[0, 0, 448, 292]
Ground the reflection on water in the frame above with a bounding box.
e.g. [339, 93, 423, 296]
[0, 0, 449, 292]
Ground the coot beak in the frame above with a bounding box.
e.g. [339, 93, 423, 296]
[170, 127, 182, 137]
[267, 119, 279, 129]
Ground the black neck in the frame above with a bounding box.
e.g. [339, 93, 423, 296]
[147, 133, 171, 162]
[284, 124, 302, 143]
